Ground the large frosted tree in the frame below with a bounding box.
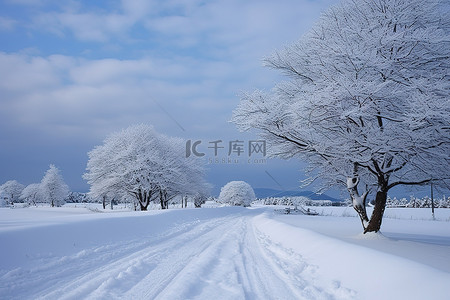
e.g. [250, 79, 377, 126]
[83, 124, 209, 210]
[232, 0, 449, 232]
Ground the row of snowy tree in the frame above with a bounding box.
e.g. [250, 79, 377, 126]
[1, 125, 210, 210]
[0, 165, 69, 207]
[255, 195, 450, 209]
[63, 180, 257, 209]
[64, 192, 209, 210]
[386, 196, 450, 209]
[258, 197, 335, 207]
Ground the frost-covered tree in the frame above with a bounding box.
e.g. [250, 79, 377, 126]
[232, 0, 449, 232]
[0, 180, 25, 205]
[83, 124, 209, 210]
[20, 183, 41, 205]
[219, 181, 255, 207]
[154, 134, 210, 209]
[40, 165, 70, 207]
[193, 192, 208, 208]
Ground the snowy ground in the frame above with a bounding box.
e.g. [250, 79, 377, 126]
[0, 205, 449, 300]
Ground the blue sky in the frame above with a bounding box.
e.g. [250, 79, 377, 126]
[2, 0, 429, 199]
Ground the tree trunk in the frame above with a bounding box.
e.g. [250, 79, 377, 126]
[347, 178, 369, 229]
[160, 190, 168, 209]
[137, 190, 150, 211]
[139, 195, 148, 211]
[364, 190, 387, 233]
[353, 201, 369, 229]
[102, 195, 106, 209]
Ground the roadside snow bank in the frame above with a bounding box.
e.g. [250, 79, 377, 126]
[254, 212, 450, 300]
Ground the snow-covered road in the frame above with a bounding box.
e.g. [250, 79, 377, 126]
[0, 206, 449, 299]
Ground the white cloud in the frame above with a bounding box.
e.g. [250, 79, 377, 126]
[26, 0, 336, 50]
[0, 51, 252, 141]
[33, 12, 132, 42]
[121, 0, 156, 19]
[1, 0, 339, 139]
[4, 0, 45, 5]
[0, 0, 339, 191]
[0, 16, 17, 31]
[0, 53, 64, 92]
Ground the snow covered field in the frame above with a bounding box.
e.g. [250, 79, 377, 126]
[0, 205, 449, 300]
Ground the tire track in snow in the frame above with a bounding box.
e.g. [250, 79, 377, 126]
[1, 209, 356, 299]
[1, 214, 233, 299]
[125, 211, 354, 300]
[132, 216, 257, 299]
[34, 214, 242, 300]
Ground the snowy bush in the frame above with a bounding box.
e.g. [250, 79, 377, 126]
[66, 192, 90, 203]
[219, 181, 255, 207]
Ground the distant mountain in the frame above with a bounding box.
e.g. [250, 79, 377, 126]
[253, 188, 341, 202]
